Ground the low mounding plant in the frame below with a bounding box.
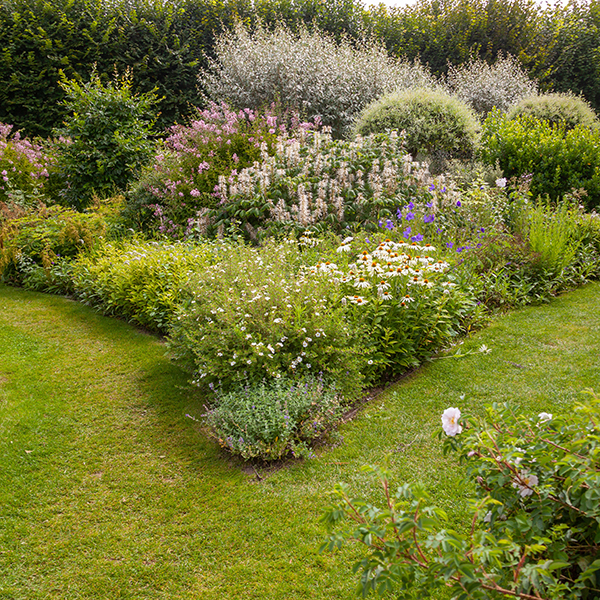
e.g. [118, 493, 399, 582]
[0, 123, 53, 208]
[202, 375, 343, 461]
[0, 201, 119, 290]
[354, 89, 480, 161]
[69, 237, 221, 332]
[126, 103, 312, 237]
[202, 22, 436, 137]
[507, 93, 599, 130]
[480, 111, 600, 209]
[168, 239, 369, 399]
[54, 70, 158, 210]
[206, 130, 432, 241]
[445, 54, 538, 117]
[323, 390, 600, 599]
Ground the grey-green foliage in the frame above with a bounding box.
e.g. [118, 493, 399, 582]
[508, 92, 600, 130]
[445, 54, 538, 117]
[354, 88, 480, 159]
[201, 22, 436, 137]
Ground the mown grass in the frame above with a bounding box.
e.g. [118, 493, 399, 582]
[1, 282, 599, 599]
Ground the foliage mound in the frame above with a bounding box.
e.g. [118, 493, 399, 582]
[202, 22, 436, 137]
[53, 71, 158, 210]
[354, 88, 480, 160]
[70, 237, 221, 332]
[204, 375, 343, 460]
[445, 54, 538, 117]
[508, 93, 599, 130]
[323, 391, 600, 599]
[480, 111, 600, 209]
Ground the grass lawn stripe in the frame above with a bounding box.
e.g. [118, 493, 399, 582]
[0, 282, 598, 599]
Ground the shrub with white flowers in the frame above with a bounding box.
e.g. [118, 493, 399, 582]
[322, 390, 600, 599]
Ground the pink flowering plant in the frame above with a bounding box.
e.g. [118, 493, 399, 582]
[322, 390, 600, 599]
[0, 123, 53, 208]
[128, 103, 313, 237]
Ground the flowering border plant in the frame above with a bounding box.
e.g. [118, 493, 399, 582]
[322, 390, 600, 599]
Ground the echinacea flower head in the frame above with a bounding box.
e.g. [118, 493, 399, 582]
[441, 407, 462, 436]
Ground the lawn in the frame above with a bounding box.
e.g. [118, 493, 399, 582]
[1, 281, 599, 599]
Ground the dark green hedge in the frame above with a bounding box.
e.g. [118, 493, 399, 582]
[1, 0, 599, 138]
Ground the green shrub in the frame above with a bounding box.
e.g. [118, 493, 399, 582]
[70, 237, 221, 332]
[480, 111, 600, 210]
[354, 88, 480, 161]
[168, 239, 369, 399]
[203, 22, 436, 138]
[0, 200, 118, 289]
[445, 54, 538, 117]
[508, 93, 599, 130]
[323, 391, 600, 599]
[202, 375, 343, 461]
[53, 71, 158, 210]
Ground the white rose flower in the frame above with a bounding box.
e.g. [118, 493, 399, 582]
[538, 412, 552, 423]
[441, 407, 463, 436]
[513, 471, 539, 497]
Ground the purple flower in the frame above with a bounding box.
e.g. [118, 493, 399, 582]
[480, 227, 485, 233]
[426, 201, 433, 208]
[456, 247, 464, 253]
[423, 214, 435, 223]
[378, 220, 383, 227]
[441, 186, 447, 193]
[411, 233, 424, 242]
[429, 184, 435, 191]
[385, 219, 395, 230]
[406, 212, 415, 221]
[396, 208, 403, 220]
[446, 242, 454, 249]
[407, 201, 415, 210]
[456, 200, 462, 207]
[403, 227, 412, 238]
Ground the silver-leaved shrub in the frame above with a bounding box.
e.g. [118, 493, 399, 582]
[445, 54, 538, 117]
[323, 391, 600, 599]
[201, 22, 436, 137]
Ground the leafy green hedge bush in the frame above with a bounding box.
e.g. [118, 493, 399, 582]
[480, 112, 600, 209]
[323, 391, 600, 599]
[508, 93, 599, 130]
[354, 89, 480, 160]
[54, 72, 158, 210]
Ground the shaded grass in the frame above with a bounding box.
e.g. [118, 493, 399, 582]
[0, 282, 599, 599]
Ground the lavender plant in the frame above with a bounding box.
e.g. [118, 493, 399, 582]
[322, 391, 600, 599]
[202, 22, 436, 137]
[202, 375, 343, 461]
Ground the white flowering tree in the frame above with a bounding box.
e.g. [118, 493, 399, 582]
[322, 391, 600, 599]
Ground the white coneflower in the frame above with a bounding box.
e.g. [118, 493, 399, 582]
[354, 277, 371, 289]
